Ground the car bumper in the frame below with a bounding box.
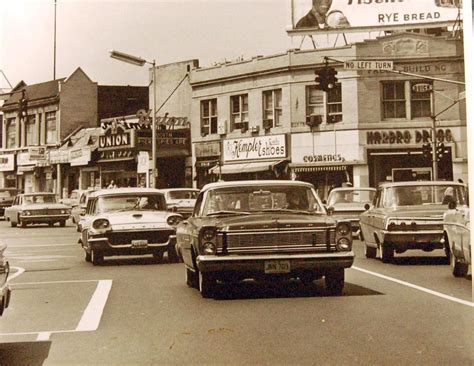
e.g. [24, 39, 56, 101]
[88, 234, 177, 255]
[196, 252, 354, 273]
[1, 283, 11, 314]
[382, 230, 444, 250]
[19, 214, 70, 224]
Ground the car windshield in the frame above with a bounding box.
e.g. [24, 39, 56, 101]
[168, 190, 198, 200]
[96, 194, 167, 213]
[327, 189, 375, 206]
[24, 194, 57, 204]
[382, 185, 468, 208]
[201, 185, 324, 216]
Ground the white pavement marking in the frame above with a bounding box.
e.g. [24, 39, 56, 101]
[37, 332, 51, 341]
[8, 266, 25, 281]
[75, 280, 113, 331]
[11, 279, 104, 286]
[352, 266, 474, 308]
[6, 244, 77, 248]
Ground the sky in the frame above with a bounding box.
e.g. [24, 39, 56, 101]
[0, 0, 300, 88]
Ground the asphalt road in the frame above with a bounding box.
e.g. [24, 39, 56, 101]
[0, 220, 472, 365]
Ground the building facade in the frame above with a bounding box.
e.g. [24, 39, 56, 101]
[185, 32, 466, 198]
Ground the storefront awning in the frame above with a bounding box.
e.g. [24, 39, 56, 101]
[290, 164, 347, 173]
[209, 160, 287, 175]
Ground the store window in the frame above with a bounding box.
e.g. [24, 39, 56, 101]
[45, 111, 57, 144]
[306, 84, 342, 125]
[6, 118, 16, 148]
[200, 99, 217, 136]
[263, 89, 282, 129]
[231, 94, 249, 132]
[25, 114, 36, 146]
[382, 80, 432, 120]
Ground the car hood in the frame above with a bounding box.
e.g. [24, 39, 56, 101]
[194, 212, 336, 231]
[22, 203, 70, 210]
[98, 210, 173, 226]
[376, 206, 447, 219]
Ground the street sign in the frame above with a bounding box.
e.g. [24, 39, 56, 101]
[344, 60, 393, 71]
[412, 83, 433, 93]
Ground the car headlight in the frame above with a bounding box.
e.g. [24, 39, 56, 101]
[61, 209, 70, 214]
[201, 227, 217, 241]
[167, 215, 183, 226]
[92, 219, 110, 230]
[21, 210, 31, 216]
[200, 241, 216, 255]
[336, 222, 350, 237]
[336, 237, 352, 251]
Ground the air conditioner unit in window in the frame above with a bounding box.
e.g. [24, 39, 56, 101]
[200, 129, 208, 137]
[217, 120, 227, 135]
[263, 119, 273, 130]
[250, 126, 260, 133]
[326, 115, 341, 124]
[306, 115, 323, 127]
[241, 126, 248, 133]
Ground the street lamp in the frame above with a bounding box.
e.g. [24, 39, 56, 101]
[109, 50, 157, 188]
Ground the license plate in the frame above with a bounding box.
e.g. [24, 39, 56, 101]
[131, 239, 148, 248]
[264, 260, 290, 274]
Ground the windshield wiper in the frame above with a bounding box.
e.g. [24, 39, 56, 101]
[206, 210, 250, 217]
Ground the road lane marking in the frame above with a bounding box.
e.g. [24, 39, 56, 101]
[75, 280, 113, 331]
[37, 332, 51, 341]
[352, 266, 474, 308]
[8, 266, 25, 281]
[6, 244, 78, 248]
[10, 279, 109, 285]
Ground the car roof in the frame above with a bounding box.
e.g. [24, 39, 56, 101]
[22, 192, 57, 196]
[201, 180, 315, 191]
[159, 188, 200, 193]
[88, 187, 165, 198]
[329, 187, 376, 193]
[379, 181, 464, 188]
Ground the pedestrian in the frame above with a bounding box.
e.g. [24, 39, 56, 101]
[107, 180, 118, 189]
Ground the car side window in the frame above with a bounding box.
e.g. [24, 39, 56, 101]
[193, 193, 204, 217]
[86, 198, 95, 215]
[374, 189, 382, 208]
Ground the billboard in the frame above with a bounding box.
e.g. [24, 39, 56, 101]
[288, 0, 462, 35]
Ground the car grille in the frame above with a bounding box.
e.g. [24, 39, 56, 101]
[388, 222, 443, 232]
[29, 209, 65, 215]
[107, 230, 174, 245]
[216, 229, 336, 254]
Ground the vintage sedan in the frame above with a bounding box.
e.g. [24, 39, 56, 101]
[360, 181, 468, 263]
[160, 188, 200, 219]
[176, 180, 354, 298]
[0, 188, 20, 219]
[0, 244, 11, 316]
[443, 201, 471, 278]
[326, 187, 376, 237]
[79, 188, 183, 265]
[5, 192, 71, 228]
[71, 188, 99, 231]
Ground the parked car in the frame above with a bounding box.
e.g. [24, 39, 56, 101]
[0, 188, 20, 219]
[71, 188, 99, 231]
[79, 188, 183, 265]
[0, 244, 11, 316]
[60, 189, 85, 208]
[360, 181, 468, 263]
[160, 188, 200, 219]
[4, 192, 71, 228]
[443, 200, 471, 278]
[326, 187, 376, 237]
[176, 180, 354, 298]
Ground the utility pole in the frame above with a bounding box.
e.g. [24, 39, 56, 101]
[430, 89, 438, 181]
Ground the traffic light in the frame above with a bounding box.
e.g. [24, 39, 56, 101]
[18, 90, 28, 120]
[422, 142, 432, 161]
[436, 142, 448, 162]
[326, 67, 338, 90]
[315, 66, 338, 92]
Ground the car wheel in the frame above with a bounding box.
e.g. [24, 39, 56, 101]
[186, 267, 198, 288]
[91, 250, 104, 265]
[325, 268, 345, 295]
[60, 220, 66, 227]
[198, 270, 215, 298]
[10, 220, 17, 227]
[85, 250, 91, 262]
[153, 251, 164, 263]
[365, 244, 376, 259]
[380, 242, 394, 263]
[451, 252, 468, 278]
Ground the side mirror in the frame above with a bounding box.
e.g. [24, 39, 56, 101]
[322, 199, 327, 205]
[448, 201, 457, 210]
[364, 203, 371, 211]
[326, 206, 334, 216]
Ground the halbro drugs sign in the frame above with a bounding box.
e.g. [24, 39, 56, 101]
[288, 0, 461, 34]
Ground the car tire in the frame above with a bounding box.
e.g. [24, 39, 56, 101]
[451, 252, 468, 278]
[153, 251, 164, 263]
[365, 245, 376, 259]
[198, 270, 215, 298]
[10, 220, 17, 227]
[325, 268, 344, 296]
[91, 250, 104, 265]
[85, 250, 91, 262]
[186, 268, 198, 288]
[380, 242, 394, 263]
[60, 220, 66, 227]
[167, 245, 179, 263]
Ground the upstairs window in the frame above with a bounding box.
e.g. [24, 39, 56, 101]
[231, 94, 248, 132]
[327, 84, 342, 123]
[200, 99, 217, 136]
[263, 89, 282, 129]
[6, 118, 16, 148]
[410, 81, 432, 118]
[382, 81, 406, 119]
[25, 115, 36, 146]
[306, 84, 342, 125]
[381, 80, 432, 120]
[45, 111, 57, 144]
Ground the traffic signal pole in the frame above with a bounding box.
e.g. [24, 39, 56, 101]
[430, 90, 438, 181]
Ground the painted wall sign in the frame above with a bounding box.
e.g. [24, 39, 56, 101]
[289, 0, 461, 34]
[0, 154, 15, 172]
[366, 128, 453, 145]
[28, 147, 46, 160]
[99, 150, 135, 161]
[223, 134, 287, 162]
[49, 150, 69, 164]
[98, 124, 134, 150]
[69, 147, 91, 166]
[195, 142, 221, 158]
[303, 154, 345, 163]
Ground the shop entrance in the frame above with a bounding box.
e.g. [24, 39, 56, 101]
[157, 157, 186, 188]
[392, 167, 432, 182]
[295, 166, 353, 201]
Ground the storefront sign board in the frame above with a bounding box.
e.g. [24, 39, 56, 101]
[344, 60, 393, 70]
[69, 147, 91, 166]
[366, 128, 453, 145]
[195, 142, 221, 158]
[137, 151, 150, 173]
[0, 154, 15, 172]
[223, 135, 287, 162]
[49, 150, 69, 164]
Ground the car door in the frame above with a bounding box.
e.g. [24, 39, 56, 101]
[360, 188, 381, 246]
[8, 196, 21, 223]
